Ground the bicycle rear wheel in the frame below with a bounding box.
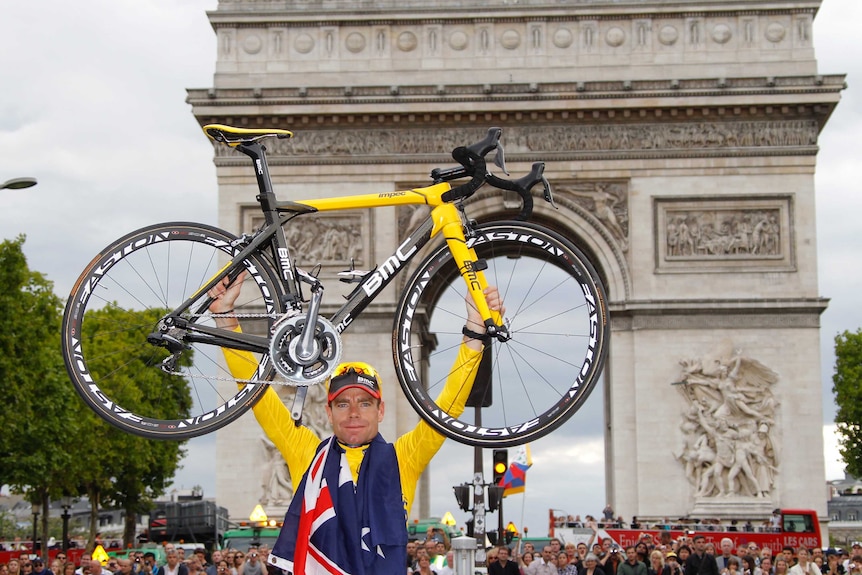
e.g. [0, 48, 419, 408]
[62, 222, 282, 439]
[393, 221, 609, 447]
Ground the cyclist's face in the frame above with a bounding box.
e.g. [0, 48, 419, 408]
[327, 388, 384, 446]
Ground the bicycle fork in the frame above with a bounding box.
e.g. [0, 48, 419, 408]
[436, 204, 510, 340]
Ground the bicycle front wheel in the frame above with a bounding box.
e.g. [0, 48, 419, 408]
[62, 222, 282, 439]
[393, 221, 609, 447]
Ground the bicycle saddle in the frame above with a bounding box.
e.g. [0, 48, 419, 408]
[204, 124, 293, 147]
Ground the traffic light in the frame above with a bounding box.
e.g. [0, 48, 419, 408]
[487, 485, 504, 512]
[453, 483, 471, 512]
[492, 449, 508, 485]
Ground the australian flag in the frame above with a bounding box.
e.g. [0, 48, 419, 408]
[269, 435, 407, 575]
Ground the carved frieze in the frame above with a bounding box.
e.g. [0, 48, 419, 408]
[214, 121, 819, 161]
[654, 195, 794, 273]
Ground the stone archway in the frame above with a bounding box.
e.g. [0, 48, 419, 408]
[192, 0, 842, 526]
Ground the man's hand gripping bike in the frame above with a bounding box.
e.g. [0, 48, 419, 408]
[61, 126, 609, 448]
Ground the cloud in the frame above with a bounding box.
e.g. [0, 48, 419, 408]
[823, 424, 846, 481]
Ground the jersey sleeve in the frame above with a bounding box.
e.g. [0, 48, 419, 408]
[395, 343, 483, 515]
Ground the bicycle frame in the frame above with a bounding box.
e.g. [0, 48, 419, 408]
[63, 124, 609, 443]
[167, 140, 503, 356]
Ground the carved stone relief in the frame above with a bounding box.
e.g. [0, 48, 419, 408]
[259, 435, 292, 505]
[673, 340, 780, 500]
[258, 383, 332, 507]
[241, 207, 369, 272]
[222, 121, 818, 161]
[555, 182, 629, 251]
[654, 196, 794, 273]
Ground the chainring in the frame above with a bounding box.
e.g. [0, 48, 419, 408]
[269, 314, 342, 386]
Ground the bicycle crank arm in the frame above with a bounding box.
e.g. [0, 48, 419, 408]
[291, 385, 308, 425]
[293, 274, 325, 363]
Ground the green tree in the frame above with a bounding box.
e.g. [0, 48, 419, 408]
[73, 305, 191, 547]
[1, 237, 190, 551]
[0, 236, 80, 559]
[833, 328, 862, 477]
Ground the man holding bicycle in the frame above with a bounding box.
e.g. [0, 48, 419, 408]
[209, 276, 503, 575]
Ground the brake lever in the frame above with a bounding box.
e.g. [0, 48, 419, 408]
[542, 176, 558, 209]
[494, 143, 509, 176]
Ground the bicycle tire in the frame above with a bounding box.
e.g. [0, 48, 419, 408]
[393, 221, 609, 448]
[62, 222, 283, 440]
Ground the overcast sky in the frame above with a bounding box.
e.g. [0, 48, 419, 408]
[2, 0, 859, 536]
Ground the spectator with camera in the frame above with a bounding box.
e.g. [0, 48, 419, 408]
[238, 550, 264, 575]
[140, 553, 160, 575]
[664, 553, 683, 575]
[600, 544, 623, 575]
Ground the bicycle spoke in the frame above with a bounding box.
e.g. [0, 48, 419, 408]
[63, 223, 280, 439]
[394, 222, 608, 447]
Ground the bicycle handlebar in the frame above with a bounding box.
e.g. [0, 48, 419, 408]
[434, 127, 556, 220]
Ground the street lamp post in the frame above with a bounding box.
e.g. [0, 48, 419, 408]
[1, 177, 37, 190]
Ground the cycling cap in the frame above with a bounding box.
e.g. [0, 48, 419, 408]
[327, 362, 381, 402]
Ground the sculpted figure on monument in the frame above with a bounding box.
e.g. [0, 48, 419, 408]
[558, 182, 629, 250]
[260, 435, 294, 505]
[285, 216, 363, 266]
[673, 341, 779, 498]
[258, 384, 332, 506]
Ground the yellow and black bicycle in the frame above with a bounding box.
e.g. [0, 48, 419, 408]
[61, 126, 608, 447]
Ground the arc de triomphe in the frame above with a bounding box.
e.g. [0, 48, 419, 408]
[189, 0, 843, 525]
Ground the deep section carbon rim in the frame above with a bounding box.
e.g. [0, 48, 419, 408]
[393, 221, 609, 448]
[62, 222, 281, 439]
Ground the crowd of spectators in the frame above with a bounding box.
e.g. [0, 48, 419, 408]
[3, 524, 860, 575]
[398, 508, 862, 575]
[475, 535, 860, 575]
[0, 544, 278, 575]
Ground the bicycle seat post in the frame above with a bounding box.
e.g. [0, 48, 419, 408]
[236, 141, 279, 223]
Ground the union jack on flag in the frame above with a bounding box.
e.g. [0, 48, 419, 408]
[269, 434, 407, 575]
[499, 444, 533, 497]
[270, 437, 355, 575]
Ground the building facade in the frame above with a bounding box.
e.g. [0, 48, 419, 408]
[188, 0, 843, 525]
